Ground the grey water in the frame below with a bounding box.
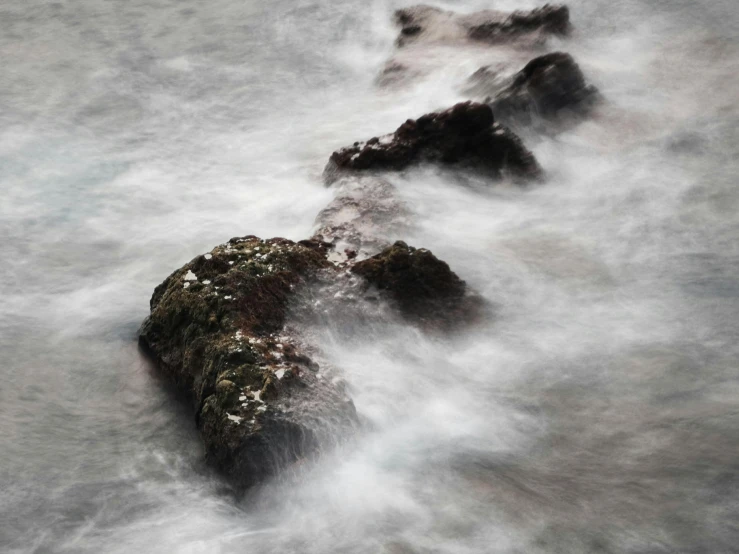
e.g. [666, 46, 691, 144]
[1, 0, 738, 552]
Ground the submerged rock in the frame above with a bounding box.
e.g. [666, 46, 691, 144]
[351, 241, 483, 330]
[139, 236, 358, 489]
[325, 102, 541, 181]
[313, 177, 411, 261]
[469, 52, 600, 127]
[394, 4, 570, 48]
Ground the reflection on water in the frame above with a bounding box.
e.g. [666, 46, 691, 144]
[1, 0, 738, 552]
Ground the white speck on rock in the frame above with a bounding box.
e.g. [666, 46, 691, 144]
[202, 279, 211, 285]
[227, 414, 243, 424]
[183, 282, 190, 289]
[204, 253, 212, 260]
[228, 261, 234, 265]
[235, 330, 243, 340]
[275, 368, 286, 379]
[276, 343, 283, 349]
[239, 395, 246, 401]
[253, 390, 262, 402]
[184, 270, 197, 281]
[224, 295, 232, 300]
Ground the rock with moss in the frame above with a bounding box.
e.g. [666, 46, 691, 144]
[468, 52, 600, 128]
[325, 101, 541, 181]
[394, 4, 570, 49]
[350, 241, 484, 330]
[139, 236, 359, 489]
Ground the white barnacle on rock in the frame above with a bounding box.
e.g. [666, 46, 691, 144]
[204, 253, 212, 260]
[183, 282, 190, 289]
[257, 405, 267, 413]
[235, 330, 243, 341]
[252, 390, 262, 402]
[228, 261, 234, 265]
[202, 279, 211, 285]
[184, 270, 197, 281]
[239, 395, 246, 401]
[226, 414, 243, 424]
[224, 295, 232, 300]
[276, 343, 283, 349]
[275, 368, 286, 379]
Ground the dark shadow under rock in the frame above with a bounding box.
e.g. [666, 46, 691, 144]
[325, 101, 541, 182]
[395, 3, 570, 48]
[350, 240, 485, 331]
[469, 52, 600, 128]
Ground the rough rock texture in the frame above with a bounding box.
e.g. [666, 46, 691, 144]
[140, 235, 483, 486]
[394, 4, 570, 48]
[469, 52, 600, 126]
[139, 236, 358, 489]
[325, 102, 541, 181]
[351, 241, 483, 330]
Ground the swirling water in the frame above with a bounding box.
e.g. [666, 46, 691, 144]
[1, 0, 738, 552]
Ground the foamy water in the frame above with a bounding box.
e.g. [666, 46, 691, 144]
[2, 0, 738, 552]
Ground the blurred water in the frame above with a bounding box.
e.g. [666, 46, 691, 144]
[1, 0, 738, 552]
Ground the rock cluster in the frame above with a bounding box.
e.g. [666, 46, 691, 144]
[140, 2, 603, 489]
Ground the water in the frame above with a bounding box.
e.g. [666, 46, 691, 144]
[1, 0, 738, 552]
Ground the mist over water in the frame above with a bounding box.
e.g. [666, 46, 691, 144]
[2, 0, 738, 552]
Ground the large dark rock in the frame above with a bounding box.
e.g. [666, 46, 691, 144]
[140, 235, 483, 486]
[351, 241, 483, 330]
[139, 236, 358, 489]
[470, 52, 600, 127]
[395, 4, 570, 48]
[325, 102, 541, 181]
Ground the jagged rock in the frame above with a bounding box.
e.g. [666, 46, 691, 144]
[139, 236, 359, 489]
[325, 101, 541, 180]
[394, 4, 570, 48]
[351, 241, 483, 330]
[469, 52, 600, 126]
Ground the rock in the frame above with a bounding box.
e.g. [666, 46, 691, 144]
[313, 177, 412, 261]
[325, 102, 541, 181]
[394, 4, 570, 48]
[140, 235, 483, 486]
[470, 52, 600, 127]
[139, 236, 359, 489]
[350, 241, 483, 330]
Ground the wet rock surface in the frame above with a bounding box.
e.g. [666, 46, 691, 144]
[313, 177, 411, 261]
[351, 241, 484, 330]
[140, 235, 481, 487]
[139, 236, 359, 489]
[394, 4, 570, 48]
[470, 52, 600, 127]
[326, 101, 541, 180]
